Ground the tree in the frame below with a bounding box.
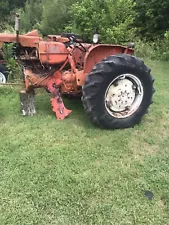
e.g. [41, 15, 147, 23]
[20, 0, 45, 32]
[0, 0, 25, 20]
[71, 0, 135, 43]
[133, 0, 169, 40]
[0, 0, 26, 31]
[40, 0, 81, 34]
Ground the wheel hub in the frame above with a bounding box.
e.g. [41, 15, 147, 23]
[105, 74, 144, 118]
[0, 72, 6, 83]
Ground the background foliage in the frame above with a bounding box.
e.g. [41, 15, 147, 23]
[0, 0, 169, 60]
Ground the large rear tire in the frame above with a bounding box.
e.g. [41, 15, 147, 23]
[0, 64, 9, 83]
[82, 54, 155, 129]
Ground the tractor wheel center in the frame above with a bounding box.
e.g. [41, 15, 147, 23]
[0, 72, 6, 83]
[105, 74, 144, 118]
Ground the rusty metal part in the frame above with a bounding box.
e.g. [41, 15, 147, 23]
[75, 70, 87, 86]
[74, 44, 134, 86]
[39, 41, 69, 64]
[24, 68, 72, 120]
[50, 96, 72, 120]
[48, 79, 72, 120]
[61, 70, 78, 93]
[0, 30, 42, 47]
[84, 44, 134, 74]
[24, 68, 63, 90]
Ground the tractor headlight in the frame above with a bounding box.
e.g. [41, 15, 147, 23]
[93, 34, 99, 44]
[128, 42, 135, 49]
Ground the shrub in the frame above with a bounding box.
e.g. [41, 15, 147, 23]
[2, 43, 22, 81]
[135, 37, 169, 61]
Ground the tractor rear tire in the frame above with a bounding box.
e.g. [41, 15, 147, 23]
[82, 54, 155, 129]
[0, 64, 9, 83]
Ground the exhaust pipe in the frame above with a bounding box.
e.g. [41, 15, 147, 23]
[15, 13, 20, 43]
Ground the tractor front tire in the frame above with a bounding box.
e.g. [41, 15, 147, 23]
[0, 64, 9, 83]
[82, 54, 155, 129]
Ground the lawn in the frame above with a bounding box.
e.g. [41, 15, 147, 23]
[0, 59, 169, 225]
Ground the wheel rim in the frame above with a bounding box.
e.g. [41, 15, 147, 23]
[105, 73, 144, 119]
[0, 72, 6, 83]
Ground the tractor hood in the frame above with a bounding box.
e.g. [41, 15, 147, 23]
[0, 30, 42, 47]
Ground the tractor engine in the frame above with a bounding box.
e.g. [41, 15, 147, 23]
[38, 41, 69, 64]
[16, 37, 87, 95]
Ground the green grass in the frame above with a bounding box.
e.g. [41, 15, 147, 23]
[0, 60, 169, 225]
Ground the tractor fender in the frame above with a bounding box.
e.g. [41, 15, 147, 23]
[83, 44, 134, 74]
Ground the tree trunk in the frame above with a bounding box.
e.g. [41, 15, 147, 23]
[19, 90, 36, 116]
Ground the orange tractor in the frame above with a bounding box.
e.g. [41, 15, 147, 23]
[0, 15, 155, 129]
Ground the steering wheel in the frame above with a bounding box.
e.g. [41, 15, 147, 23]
[69, 35, 86, 52]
